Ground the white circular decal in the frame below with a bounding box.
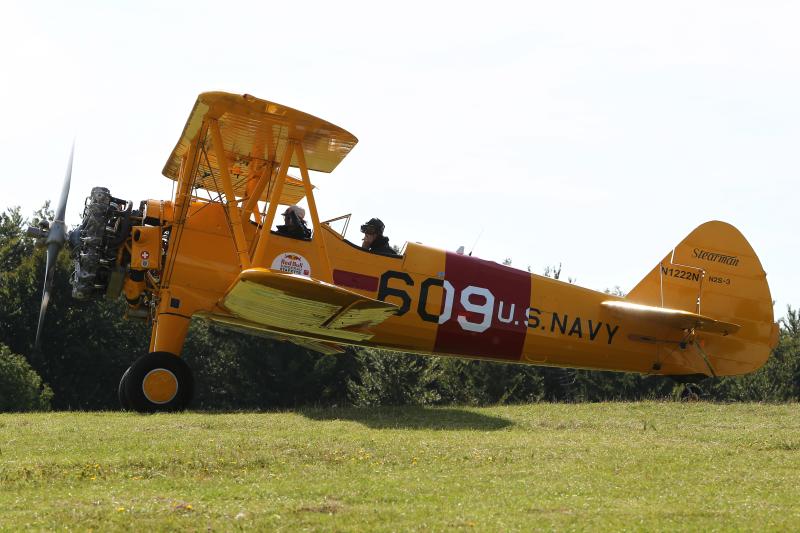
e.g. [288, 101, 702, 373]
[271, 253, 311, 276]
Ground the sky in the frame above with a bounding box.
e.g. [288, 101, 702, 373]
[1, 1, 798, 318]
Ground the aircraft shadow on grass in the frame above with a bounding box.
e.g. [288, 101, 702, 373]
[299, 406, 514, 431]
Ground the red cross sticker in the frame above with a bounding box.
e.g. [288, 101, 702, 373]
[141, 251, 150, 260]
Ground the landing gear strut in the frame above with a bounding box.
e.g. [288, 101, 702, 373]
[121, 352, 194, 413]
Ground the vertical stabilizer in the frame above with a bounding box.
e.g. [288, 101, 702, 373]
[627, 221, 777, 376]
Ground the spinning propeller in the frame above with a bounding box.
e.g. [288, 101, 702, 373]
[28, 144, 74, 351]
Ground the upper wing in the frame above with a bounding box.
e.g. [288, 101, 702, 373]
[162, 92, 358, 202]
[601, 300, 741, 336]
[221, 268, 397, 343]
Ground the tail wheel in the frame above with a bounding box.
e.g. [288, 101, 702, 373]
[124, 352, 194, 413]
[118, 366, 132, 411]
[680, 383, 703, 402]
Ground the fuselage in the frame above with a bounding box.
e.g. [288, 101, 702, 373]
[156, 200, 712, 377]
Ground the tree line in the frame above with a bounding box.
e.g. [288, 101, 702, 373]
[1, 206, 798, 411]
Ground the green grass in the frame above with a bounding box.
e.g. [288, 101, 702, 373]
[1, 403, 799, 531]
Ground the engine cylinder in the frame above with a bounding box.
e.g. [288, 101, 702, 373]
[70, 187, 133, 300]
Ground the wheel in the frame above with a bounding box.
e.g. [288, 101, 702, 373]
[123, 352, 194, 413]
[118, 366, 132, 410]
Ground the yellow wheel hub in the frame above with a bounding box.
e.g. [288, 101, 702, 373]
[142, 368, 178, 404]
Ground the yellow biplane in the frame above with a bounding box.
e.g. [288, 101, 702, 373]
[32, 92, 779, 412]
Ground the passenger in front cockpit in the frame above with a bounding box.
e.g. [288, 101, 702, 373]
[276, 205, 311, 239]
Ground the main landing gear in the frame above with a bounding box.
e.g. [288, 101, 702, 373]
[118, 352, 194, 413]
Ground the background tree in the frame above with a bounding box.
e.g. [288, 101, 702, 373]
[0, 343, 53, 411]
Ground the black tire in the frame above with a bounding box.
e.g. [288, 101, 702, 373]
[118, 366, 132, 411]
[124, 352, 194, 413]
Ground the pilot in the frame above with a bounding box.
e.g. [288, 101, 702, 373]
[276, 205, 311, 239]
[361, 218, 394, 254]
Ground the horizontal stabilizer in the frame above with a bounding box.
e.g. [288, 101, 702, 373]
[222, 268, 397, 342]
[601, 300, 740, 336]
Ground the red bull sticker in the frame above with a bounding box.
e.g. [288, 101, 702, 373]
[271, 253, 311, 276]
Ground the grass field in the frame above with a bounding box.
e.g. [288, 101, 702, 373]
[1, 403, 799, 531]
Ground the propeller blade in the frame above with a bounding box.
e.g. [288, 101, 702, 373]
[34, 241, 61, 351]
[34, 144, 74, 351]
[54, 142, 74, 223]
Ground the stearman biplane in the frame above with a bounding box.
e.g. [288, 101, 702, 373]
[30, 92, 779, 412]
